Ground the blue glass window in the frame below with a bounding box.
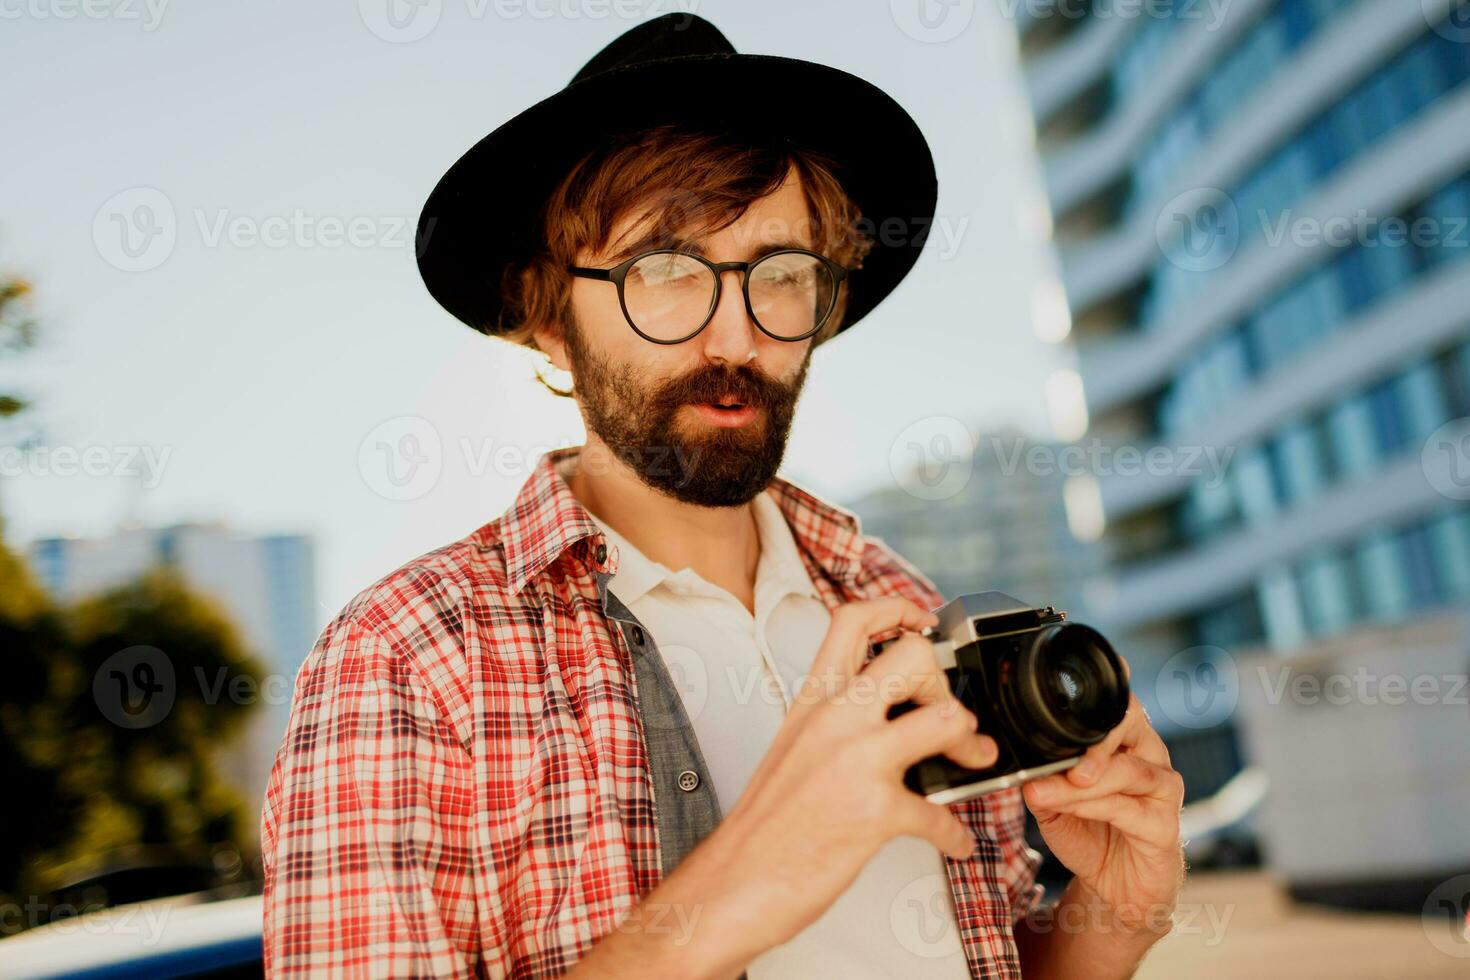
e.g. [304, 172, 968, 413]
[1274, 422, 1330, 504]
[1258, 566, 1308, 649]
[1355, 531, 1412, 621]
[1427, 510, 1470, 600]
[1298, 551, 1355, 635]
[1326, 396, 1379, 478]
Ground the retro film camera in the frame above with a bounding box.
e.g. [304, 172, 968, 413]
[876, 592, 1130, 805]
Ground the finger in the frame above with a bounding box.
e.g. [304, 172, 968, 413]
[879, 700, 997, 771]
[1027, 754, 1183, 809]
[797, 599, 937, 705]
[1068, 693, 1153, 785]
[853, 633, 953, 713]
[894, 792, 975, 860]
[1026, 794, 1180, 851]
[1127, 722, 1172, 769]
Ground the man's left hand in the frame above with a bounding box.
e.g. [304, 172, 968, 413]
[1020, 679, 1186, 936]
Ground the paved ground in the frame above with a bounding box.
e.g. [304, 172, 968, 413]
[1134, 871, 1466, 979]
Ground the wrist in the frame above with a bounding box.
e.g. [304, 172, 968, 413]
[1050, 877, 1177, 947]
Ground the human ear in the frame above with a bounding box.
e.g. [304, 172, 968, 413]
[532, 321, 571, 373]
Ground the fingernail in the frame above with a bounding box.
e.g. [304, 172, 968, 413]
[1074, 758, 1099, 782]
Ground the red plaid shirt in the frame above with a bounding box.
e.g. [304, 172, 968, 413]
[261, 445, 1043, 978]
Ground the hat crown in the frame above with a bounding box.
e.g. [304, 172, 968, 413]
[570, 13, 735, 85]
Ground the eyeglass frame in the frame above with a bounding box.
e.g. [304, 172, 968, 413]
[568, 247, 851, 345]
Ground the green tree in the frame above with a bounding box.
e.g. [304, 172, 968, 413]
[0, 537, 72, 901]
[1, 548, 268, 924]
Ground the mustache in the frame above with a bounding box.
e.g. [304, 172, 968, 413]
[654, 364, 793, 408]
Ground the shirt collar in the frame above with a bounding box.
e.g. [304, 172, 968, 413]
[581, 515, 667, 606]
[499, 445, 867, 597]
[583, 487, 823, 607]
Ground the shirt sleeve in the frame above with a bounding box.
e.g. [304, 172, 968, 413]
[260, 613, 481, 978]
[998, 787, 1046, 924]
[953, 786, 1046, 925]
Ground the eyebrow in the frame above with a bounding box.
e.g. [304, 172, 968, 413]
[605, 235, 814, 264]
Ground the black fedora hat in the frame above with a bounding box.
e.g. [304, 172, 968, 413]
[415, 12, 938, 342]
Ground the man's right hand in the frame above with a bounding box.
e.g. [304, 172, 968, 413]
[568, 597, 998, 979]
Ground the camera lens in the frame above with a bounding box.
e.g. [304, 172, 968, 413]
[1012, 623, 1129, 759]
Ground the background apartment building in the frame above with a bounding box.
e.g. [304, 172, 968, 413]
[1017, 0, 1470, 902]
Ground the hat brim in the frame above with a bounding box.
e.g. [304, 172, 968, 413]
[415, 51, 938, 341]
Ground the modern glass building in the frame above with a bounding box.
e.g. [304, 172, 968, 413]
[1017, 0, 1470, 896]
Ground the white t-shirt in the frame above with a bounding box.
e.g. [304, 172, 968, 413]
[586, 487, 972, 978]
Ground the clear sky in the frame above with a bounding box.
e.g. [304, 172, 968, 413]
[1, 0, 1069, 623]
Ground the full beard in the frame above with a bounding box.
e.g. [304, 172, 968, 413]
[563, 321, 812, 508]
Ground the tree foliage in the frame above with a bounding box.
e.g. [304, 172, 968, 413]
[0, 542, 268, 922]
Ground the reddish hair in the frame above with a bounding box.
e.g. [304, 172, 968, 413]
[496, 123, 875, 394]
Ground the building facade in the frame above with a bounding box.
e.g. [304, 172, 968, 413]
[1018, 0, 1470, 897]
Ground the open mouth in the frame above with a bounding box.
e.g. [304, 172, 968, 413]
[695, 393, 751, 412]
[687, 397, 760, 428]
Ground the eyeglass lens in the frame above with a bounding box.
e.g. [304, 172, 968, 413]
[621, 251, 835, 341]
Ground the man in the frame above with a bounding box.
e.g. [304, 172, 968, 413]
[261, 13, 1185, 979]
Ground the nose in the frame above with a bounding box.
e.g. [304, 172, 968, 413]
[697, 267, 759, 366]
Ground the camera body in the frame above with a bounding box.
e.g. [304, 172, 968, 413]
[878, 592, 1129, 806]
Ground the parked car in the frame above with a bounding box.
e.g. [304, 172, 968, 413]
[0, 892, 262, 979]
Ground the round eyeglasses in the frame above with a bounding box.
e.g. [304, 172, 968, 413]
[569, 248, 850, 345]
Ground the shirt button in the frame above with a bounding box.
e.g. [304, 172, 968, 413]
[631, 625, 645, 646]
[677, 770, 700, 792]
[595, 543, 607, 564]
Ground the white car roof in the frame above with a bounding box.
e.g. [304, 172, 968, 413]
[0, 893, 262, 978]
